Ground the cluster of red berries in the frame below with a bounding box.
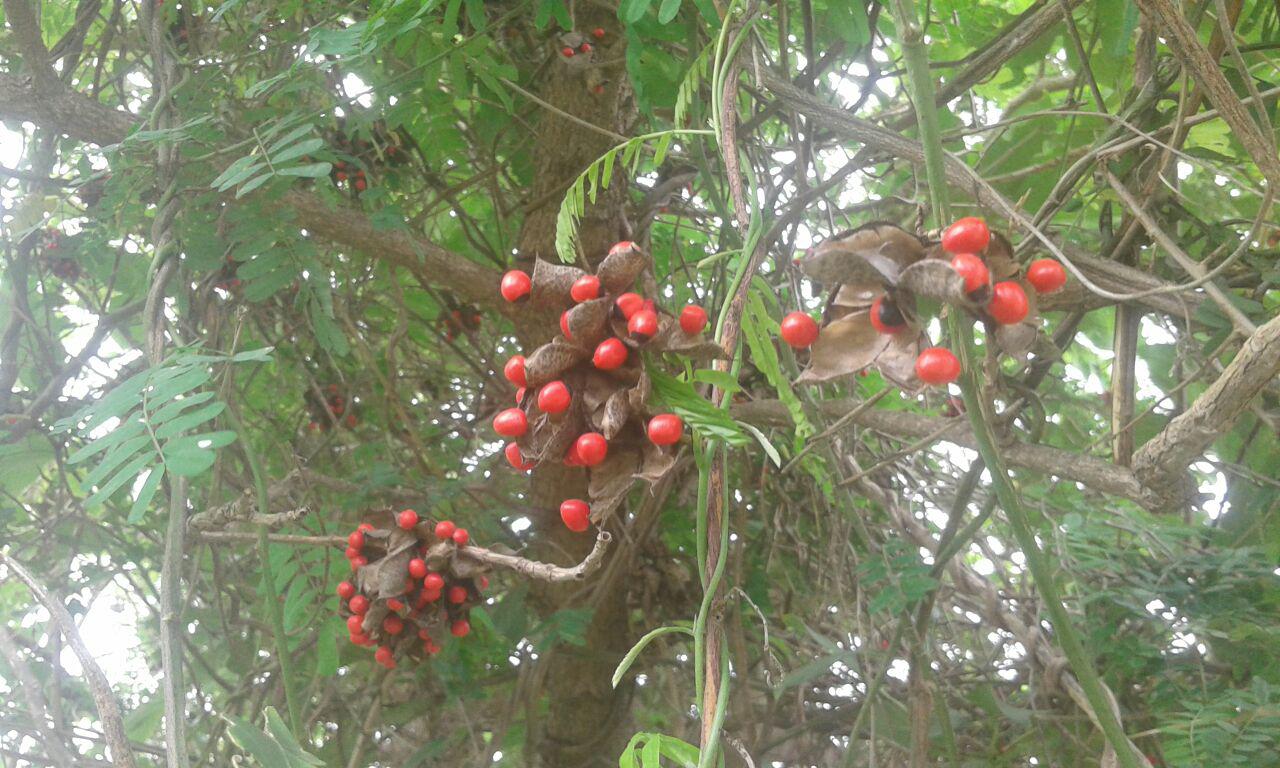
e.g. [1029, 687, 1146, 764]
[35, 229, 81, 281]
[560, 27, 605, 58]
[440, 304, 482, 342]
[338, 511, 484, 669]
[498, 241, 710, 528]
[307, 384, 358, 431]
[781, 218, 1067, 387]
[330, 160, 369, 193]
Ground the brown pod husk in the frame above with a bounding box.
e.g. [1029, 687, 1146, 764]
[799, 222, 924, 285]
[524, 341, 588, 387]
[983, 231, 1020, 280]
[596, 242, 646, 293]
[531, 259, 586, 308]
[897, 258, 969, 306]
[876, 330, 927, 391]
[565, 297, 612, 348]
[796, 311, 891, 384]
[588, 449, 641, 519]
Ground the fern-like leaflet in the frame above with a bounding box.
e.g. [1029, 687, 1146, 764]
[554, 129, 710, 264]
[56, 346, 273, 521]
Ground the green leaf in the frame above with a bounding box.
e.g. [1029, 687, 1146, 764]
[128, 465, 165, 523]
[85, 451, 157, 509]
[163, 446, 216, 477]
[613, 625, 692, 687]
[276, 162, 332, 178]
[152, 402, 225, 440]
[657, 0, 682, 24]
[0, 434, 56, 494]
[235, 173, 273, 198]
[621, 0, 653, 23]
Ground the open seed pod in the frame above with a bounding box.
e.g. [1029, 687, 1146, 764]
[507, 244, 724, 522]
[794, 222, 1042, 388]
[338, 511, 488, 667]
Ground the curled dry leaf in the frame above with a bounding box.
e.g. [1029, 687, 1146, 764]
[524, 342, 588, 387]
[796, 311, 890, 384]
[652, 315, 728, 360]
[636, 442, 677, 484]
[529, 407, 583, 463]
[356, 525, 419, 598]
[983, 232, 1020, 281]
[828, 282, 879, 315]
[800, 222, 925, 286]
[877, 331, 928, 391]
[596, 242, 647, 293]
[531, 259, 586, 308]
[599, 389, 631, 439]
[565, 297, 611, 348]
[589, 450, 641, 519]
[897, 258, 968, 305]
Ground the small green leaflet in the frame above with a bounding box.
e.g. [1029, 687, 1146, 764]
[742, 286, 815, 440]
[646, 366, 749, 446]
[210, 120, 331, 199]
[59, 347, 273, 518]
[225, 707, 322, 767]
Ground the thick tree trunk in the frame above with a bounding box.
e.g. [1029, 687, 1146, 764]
[511, 5, 641, 766]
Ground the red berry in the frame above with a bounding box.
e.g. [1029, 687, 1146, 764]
[575, 433, 608, 466]
[537, 381, 571, 414]
[592, 84, 606, 96]
[593, 338, 628, 370]
[424, 573, 445, 591]
[505, 442, 534, 471]
[571, 275, 601, 302]
[397, 508, 419, 530]
[868, 296, 907, 335]
[950, 253, 990, 294]
[479, 576, 489, 589]
[561, 46, 575, 57]
[500, 270, 532, 302]
[592, 27, 605, 38]
[679, 305, 708, 334]
[647, 414, 684, 446]
[609, 241, 635, 255]
[987, 281, 1029, 325]
[614, 292, 644, 320]
[452, 528, 469, 546]
[941, 217, 991, 254]
[515, 386, 526, 403]
[451, 619, 471, 638]
[420, 588, 441, 605]
[448, 585, 469, 604]
[434, 520, 456, 540]
[349, 595, 370, 614]
[564, 440, 584, 466]
[337, 581, 356, 600]
[780, 312, 819, 348]
[386, 599, 405, 612]
[627, 309, 659, 341]
[560, 499, 591, 532]
[358, 523, 375, 533]
[344, 546, 361, 560]
[335, 171, 347, 181]
[350, 555, 368, 569]
[344, 413, 358, 428]
[354, 178, 367, 192]
[346, 615, 365, 634]
[408, 558, 428, 579]
[493, 407, 528, 437]
[1026, 259, 1067, 294]
[504, 355, 527, 387]
[383, 615, 404, 635]
[374, 646, 396, 668]
[579, 42, 592, 53]
[348, 530, 365, 549]
[560, 310, 572, 340]
[915, 348, 961, 386]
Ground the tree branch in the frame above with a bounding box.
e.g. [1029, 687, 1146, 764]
[1131, 312, 1280, 509]
[0, 552, 138, 768]
[732, 398, 1155, 509]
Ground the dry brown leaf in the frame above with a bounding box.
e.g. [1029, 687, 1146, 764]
[635, 443, 677, 483]
[797, 311, 891, 384]
[600, 390, 632, 439]
[531, 259, 586, 308]
[876, 331, 927, 391]
[801, 223, 924, 285]
[589, 450, 641, 518]
[984, 232, 1020, 280]
[355, 526, 418, 598]
[596, 242, 646, 293]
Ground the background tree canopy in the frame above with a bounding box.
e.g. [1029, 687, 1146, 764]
[1, 0, 1278, 766]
